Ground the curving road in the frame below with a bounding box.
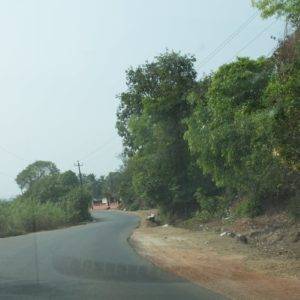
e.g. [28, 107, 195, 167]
[0, 211, 224, 299]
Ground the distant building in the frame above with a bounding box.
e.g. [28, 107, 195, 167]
[101, 198, 108, 204]
[92, 198, 101, 205]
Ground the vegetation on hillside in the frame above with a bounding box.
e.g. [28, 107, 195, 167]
[252, 0, 300, 27]
[1, 1, 298, 235]
[108, 3, 299, 221]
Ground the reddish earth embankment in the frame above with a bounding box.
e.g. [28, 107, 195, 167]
[92, 203, 119, 210]
[130, 211, 300, 300]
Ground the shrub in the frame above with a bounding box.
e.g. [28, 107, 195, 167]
[195, 210, 213, 223]
[0, 188, 92, 237]
[198, 196, 219, 215]
[234, 197, 263, 218]
[0, 201, 11, 237]
[129, 201, 140, 211]
[194, 190, 231, 222]
[2, 198, 68, 236]
[61, 187, 92, 223]
[34, 201, 67, 230]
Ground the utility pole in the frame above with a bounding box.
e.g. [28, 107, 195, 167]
[75, 161, 83, 187]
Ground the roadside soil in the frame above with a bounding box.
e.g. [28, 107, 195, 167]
[92, 203, 119, 210]
[129, 210, 300, 300]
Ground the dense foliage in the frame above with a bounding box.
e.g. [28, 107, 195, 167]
[114, 28, 299, 220]
[115, 52, 220, 217]
[252, 0, 300, 27]
[0, 161, 93, 237]
[16, 160, 59, 191]
[2, 2, 298, 235]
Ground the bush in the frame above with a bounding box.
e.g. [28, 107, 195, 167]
[194, 190, 231, 222]
[198, 196, 219, 215]
[0, 198, 67, 237]
[129, 201, 140, 211]
[61, 187, 92, 223]
[234, 197, 263, 218]
[0, 201, 11, 237]
[34, 201, 67, 230]
[194, 210, 213, 223]
[0, 188, 92, 237]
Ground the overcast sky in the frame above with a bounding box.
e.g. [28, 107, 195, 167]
[0, 0, 284, 198]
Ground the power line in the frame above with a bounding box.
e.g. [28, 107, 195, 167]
[0, 145, 25, 162]
[78, 136, 119, 162]
[231, 19, 277, 60]
[74, 161, 83, 186]
[198, 12, 258, 69]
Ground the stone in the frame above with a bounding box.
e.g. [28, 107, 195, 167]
[220, 231, 235, 238]
[146, 213, 156, 222]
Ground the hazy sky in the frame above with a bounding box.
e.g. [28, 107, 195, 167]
[0, 0, 284, 198]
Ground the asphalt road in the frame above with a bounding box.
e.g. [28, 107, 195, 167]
[0, 211, 224, 299]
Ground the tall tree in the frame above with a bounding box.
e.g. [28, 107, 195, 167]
[252, 0, 300, 27]
[22, 170, 79, 203]
[16, 161, 59, 191]
[185, 57, 283, 212]
[117, 51, 208, 216]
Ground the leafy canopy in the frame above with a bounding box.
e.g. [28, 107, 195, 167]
[252, 0, 300, 26]
[16, 160, 59, 191]
[185, 57, 283, 199]
[116, 51, 219, 216]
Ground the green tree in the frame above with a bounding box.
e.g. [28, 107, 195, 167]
[26, 174, 62, 203]
[261, 30, 300, 215]
[26, 171, 79, 203]
[16, 161, 59, 191]
[117, 161, 140, 208]
[117, 51, 214, 217]
[103, 172, 122, 202]
[81, 174, 104, 199]
[60, 170, 79, 189]
[252, 0, 300, 27]
[185, 57, 283, 214]
[263, 31, 300, 170]
[62, 187, 92, 223]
